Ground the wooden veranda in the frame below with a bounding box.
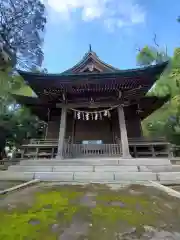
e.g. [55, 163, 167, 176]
[15, 137, 171, 159]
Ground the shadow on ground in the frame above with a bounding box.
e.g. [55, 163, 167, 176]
[0, 183, 180, 239]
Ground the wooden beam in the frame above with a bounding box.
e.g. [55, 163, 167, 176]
[56, 101, 123, 108]
[55, 99, 144, 108]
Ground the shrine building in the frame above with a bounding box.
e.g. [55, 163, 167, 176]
[14, 48, 169, 160]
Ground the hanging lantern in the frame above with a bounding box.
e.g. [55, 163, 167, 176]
[95, 113, 98, 120]
[82, 113, 85, 120]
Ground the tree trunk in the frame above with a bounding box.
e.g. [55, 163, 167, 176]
[0, 127, 8, 160]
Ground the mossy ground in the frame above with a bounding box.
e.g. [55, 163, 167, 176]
[0, 183, 180, 239]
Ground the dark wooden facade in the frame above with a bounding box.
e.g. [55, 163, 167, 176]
[45, 106, 142, 143]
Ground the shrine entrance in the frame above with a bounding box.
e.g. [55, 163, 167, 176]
[74, 118, 113, 144]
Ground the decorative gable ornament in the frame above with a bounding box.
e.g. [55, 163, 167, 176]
[87, 63, 94, 72]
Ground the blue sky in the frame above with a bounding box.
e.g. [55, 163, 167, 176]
[42, 0, 180, 73]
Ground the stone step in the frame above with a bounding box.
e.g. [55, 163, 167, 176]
[8, 166, 54, 172]
[19, 158, 171, 166]
[1, 171, 180, 185]
[0, 171, 157, 181]
[9, 165, 172, 173]
[8, 165, 139, 172]
[19, 159, 119, 166]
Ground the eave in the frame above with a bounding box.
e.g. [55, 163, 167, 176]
[12, 95, 54, 121]
[139, 95, 170, 120]
[18, 61, 168, 101]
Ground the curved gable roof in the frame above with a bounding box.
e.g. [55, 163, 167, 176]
[62, 48, 119, 73]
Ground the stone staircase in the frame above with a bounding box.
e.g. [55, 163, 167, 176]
[1, 157, 180, 185]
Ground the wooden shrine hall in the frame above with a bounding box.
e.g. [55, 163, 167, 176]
[14, 48, 170, 159]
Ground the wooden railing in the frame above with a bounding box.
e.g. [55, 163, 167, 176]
[17, 137, 170, 159]
[63, 143, 121, 158]
[25, 137, 167, 146]
[128, 137, 167, 144]
[28, 139, 58, 145]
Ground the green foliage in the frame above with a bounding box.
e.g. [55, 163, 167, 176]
[0, 0, 46, 70]
[0, 0, 47, 154]
[12, 85, 34, 97]
[0, 69, 44, 156]
[139, 46, 180, 144]
[136, 46, 169, 66]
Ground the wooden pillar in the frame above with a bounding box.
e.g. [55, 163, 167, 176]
[117, 105, 131, 158]
[57, 107, 67, 159]
[72, 118, 75, 144]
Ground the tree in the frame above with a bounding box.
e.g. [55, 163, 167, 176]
[0, 70, 46, 159]
[0, 0, 47, 158]
[136, 35, 169, 67]
[0, 0, 46, 70]
[138, 45, 180, 144]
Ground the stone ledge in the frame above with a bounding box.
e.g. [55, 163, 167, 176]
[115, 172, 157, 181]
[20, 160, 120, 166]
[0, 179, 40, 195]
[157, 172, 180, 181]
[95, 166, 138, 172]
[159, 180, 180, 185]
[149, 181, 180, 198]
[34, 172, 74, 181]
[74, 172, 114, 181]
[53, 166, 93, 172]
[139, 165, 172, 172]
[0, 172, 35, 181]
[139, 166, 151, 172]
[118, 159, 171, 166]
[8, 166, 53, 172]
